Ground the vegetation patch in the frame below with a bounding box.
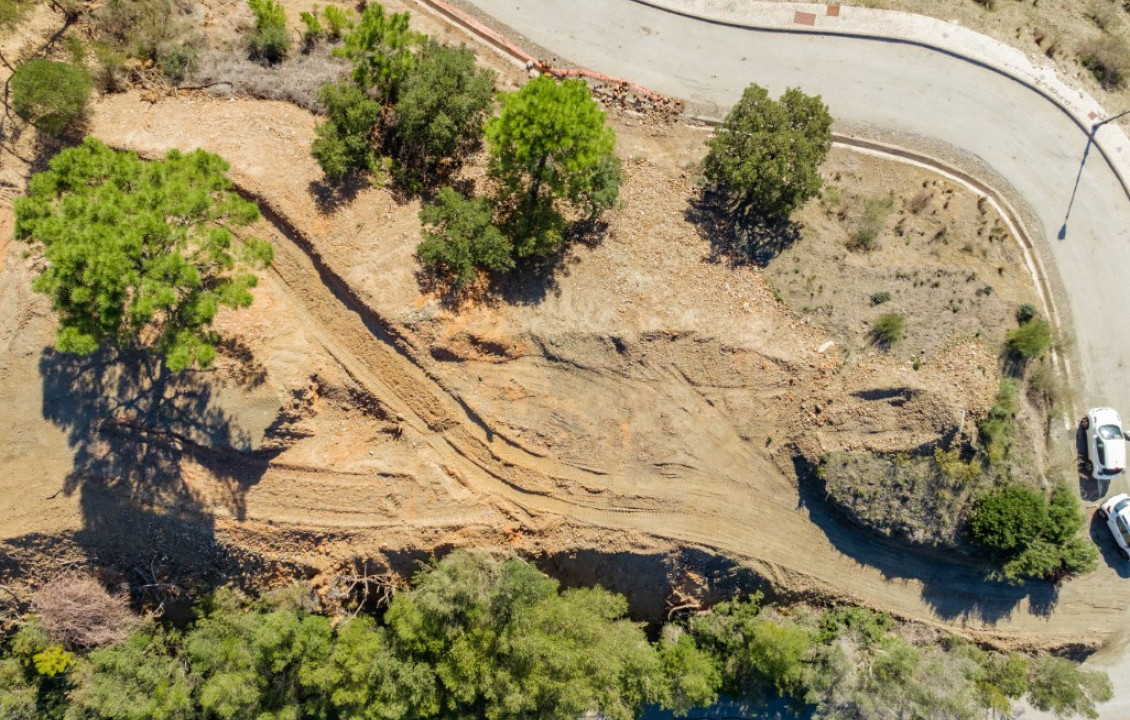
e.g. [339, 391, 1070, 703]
[0, 553, 1112, 720]
[822, 448, 986, 548]
[10, 59, 91, 135]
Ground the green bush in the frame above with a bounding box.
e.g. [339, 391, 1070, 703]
[979, 379, 1018, 465]
[969, 483, 1098, 582]
[299, 9, 323, 49]
[417, 187, 513, 284]
[1016, 303, 1039, 324]
[248, 0, 290, 62]
[392, 42, 496, 193]
[322, 5, 354, 40]
[703, 84, 833, 219]
[310, 81, 382, 181]
[1007, 319, 1053, 359]
[335, 2, 423, 101]
[969, 484, 1047, 554]
[160, 45, 198, 84]
[871, 312, 905, 347]
[870, 291, 891, 306]
[10, 59, 92, 135]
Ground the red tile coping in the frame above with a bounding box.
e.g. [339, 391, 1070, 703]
[794, 11, 816, 25]
[827, 4, 841, 16]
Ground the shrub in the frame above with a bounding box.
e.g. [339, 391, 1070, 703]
[10, 59, 92, 135]
[299, 6, 324, 48]
[92, 0, 185, 63]
[703, 84, 833, 219]
[248, 0, 290, 63]
[310, 80, 382, 181]
[1007, 319, 1053, 359]
[870, 290, 891, 306]
[92, 42, 128, 92]
[1027, 655, 1113, 718]
[418, 187, 513, 284]
[335, 2, 423, 101]
[192, 47, 349, 112]
[871, 313, 905, 347]
[1016, 303, 1038, 324]
[32, 574, 139, 649]
[160, 45, 198, 84]
[1079, 34, 1130, 89]
[968, 484, 1048, 554]
[848, 194, 893, 252]
[392, 41, 496, 193]
[322, 5, 354, 40]
[978, 378, 1018, 466]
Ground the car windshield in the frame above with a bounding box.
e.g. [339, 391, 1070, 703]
[1099, 424, 1123, 440]
[1116, 499, 1130, 515]
[1118, 516, 1130, 548]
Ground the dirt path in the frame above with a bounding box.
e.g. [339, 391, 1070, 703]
[77, 92, 1127, 647]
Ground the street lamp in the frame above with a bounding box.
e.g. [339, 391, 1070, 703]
[1059, 107, 1130, 239]
[1093, 107, 1130, 132]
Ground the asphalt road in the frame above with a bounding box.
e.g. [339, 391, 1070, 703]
[459, 0, 1130, 714]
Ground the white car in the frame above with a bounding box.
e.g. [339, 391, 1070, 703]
[1082, 407, 1126, 481]
[1098, 494, 1130, 560]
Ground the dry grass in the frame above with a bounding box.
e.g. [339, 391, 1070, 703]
[1079, 34, 1130, 90]
[191, 45, 349, 112]
[32, 573, 139, 649]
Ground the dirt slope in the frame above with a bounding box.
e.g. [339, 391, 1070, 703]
[7, 90, 1095, 647]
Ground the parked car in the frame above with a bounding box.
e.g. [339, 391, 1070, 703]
[1098, 493, 1130, 560]
[1082, 407, 1126, 481]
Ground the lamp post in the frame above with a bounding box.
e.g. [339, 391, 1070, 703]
[1093, 107, 1130, 131]
[1059, 108, 1130, 239]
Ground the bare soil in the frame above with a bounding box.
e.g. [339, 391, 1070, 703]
[1, 0, 1126, 649]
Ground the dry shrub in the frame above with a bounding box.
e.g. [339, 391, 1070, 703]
[1079, 34, 1130, 89]
[192, 46, 349, 112]
[32, 573, 139, 649]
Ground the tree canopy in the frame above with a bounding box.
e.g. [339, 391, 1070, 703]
[10, 59, 92, 136]
[703, 84, 832, 219]
[486, 75, 622, 257]
[335, 2, 423, 102]
[14, 138, 272, 371]
[0, 555, 1113, 720]
[392, 42, 496, 192]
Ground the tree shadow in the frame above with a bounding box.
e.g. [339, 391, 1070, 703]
[308, 174, 369, 214]
[791, 452, 1059, 624]
[685, 191, 802, 266]
[37, 347, 287, 599]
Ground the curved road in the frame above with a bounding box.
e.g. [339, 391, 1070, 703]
[457, 0, 1130, 712]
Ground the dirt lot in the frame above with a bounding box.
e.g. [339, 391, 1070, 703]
[1, 0, 1126, 648]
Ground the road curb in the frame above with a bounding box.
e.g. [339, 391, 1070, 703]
[627, 0, 1130, 204]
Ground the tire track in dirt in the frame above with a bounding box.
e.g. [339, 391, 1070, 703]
[87, 96, 1125, 646]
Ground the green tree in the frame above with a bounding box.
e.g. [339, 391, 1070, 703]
[14, 138, 272, 371]
[1027, 655, 1113, 719]
[703, 84, 832, 219]
[10, 59, 92, 135]
[311, 81, 383, 181]
[384, 551, 664, 720]
[335, 3, 423, 101]
[654, 628, 722, 716]
[247, 0, 290, 62]
[486, 75, 622, 257]
[183, 588, 333, 720]
[305, 615, 438, 720]
[392, 42, 496, 193]
[67, 627, 194, 720]
[969, 484, 1048, 554]
[417, 187, 513, 285]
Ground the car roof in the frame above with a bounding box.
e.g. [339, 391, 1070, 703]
[1091, 407, 1123, 426]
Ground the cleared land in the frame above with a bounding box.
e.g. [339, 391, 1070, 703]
[0, 0, 1122, 652]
